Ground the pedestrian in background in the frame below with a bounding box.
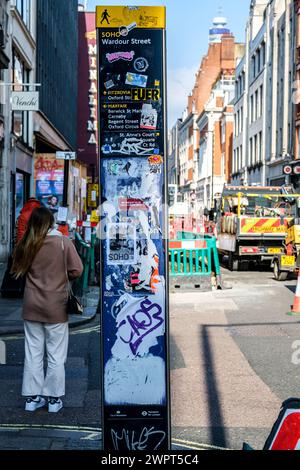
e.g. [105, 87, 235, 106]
[16, 196, 41, 242]
[1, 197, 41, 298]
[11, 207, 83, 413]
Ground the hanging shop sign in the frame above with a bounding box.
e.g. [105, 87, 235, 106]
[11, 91, 39, 111]
[96, 5, 169, 452]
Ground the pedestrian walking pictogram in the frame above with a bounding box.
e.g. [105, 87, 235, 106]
[100, 9, 110, 25]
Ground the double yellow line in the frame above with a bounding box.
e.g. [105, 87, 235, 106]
[0, 425, 231, 450]
[1, 324, 101, 342]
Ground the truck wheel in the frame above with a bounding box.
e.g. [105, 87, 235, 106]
[273, 260, 288, 281]
[228, 253, 239, 271]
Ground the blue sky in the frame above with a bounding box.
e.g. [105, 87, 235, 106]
[87, 0, 250, 126]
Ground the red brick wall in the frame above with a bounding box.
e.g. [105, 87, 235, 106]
[225, 121, 233, 182]
[188, 35, 236, 117]
[214, 121, 222, 176]
[188, 168, 194, 181]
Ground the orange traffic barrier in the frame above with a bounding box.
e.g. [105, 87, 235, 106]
[288, 268, 300, 315]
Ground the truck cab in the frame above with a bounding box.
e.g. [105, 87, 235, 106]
[216, 185, 298, 270]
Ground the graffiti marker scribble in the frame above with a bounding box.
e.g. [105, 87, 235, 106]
[111, 426, 166, 451]
[117, 298, 164, 355]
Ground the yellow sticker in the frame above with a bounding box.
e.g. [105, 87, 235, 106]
[96, 6, 166, 29]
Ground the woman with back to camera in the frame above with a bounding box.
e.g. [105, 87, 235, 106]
[11, 207, 83, 413]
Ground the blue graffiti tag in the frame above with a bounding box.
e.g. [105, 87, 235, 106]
[117, 298, 164, 355]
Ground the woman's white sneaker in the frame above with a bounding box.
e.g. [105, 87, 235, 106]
[48, 397, 63, 413]
[25, 396, 46, 412]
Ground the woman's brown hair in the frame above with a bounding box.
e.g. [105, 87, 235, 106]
[11, 207, 54, 278]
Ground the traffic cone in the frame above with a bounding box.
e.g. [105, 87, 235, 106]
[288, 269, 300, 315]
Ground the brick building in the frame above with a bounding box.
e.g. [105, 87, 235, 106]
[178, 14, 244, 216]
[196, 76, 235, 212]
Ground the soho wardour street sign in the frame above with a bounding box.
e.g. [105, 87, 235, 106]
[11, 91, 39, 111]
[96, 5, 170, 451]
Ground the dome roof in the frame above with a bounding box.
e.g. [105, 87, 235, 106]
[213, 16, 227, 26]
[209, 13, 231, 42]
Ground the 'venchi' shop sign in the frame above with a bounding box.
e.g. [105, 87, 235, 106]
[11, 91, 39, 111]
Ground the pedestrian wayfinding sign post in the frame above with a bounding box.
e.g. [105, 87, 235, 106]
[96, 6, 170, 451]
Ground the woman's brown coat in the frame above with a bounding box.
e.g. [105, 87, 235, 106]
[22, 230, 83, 323]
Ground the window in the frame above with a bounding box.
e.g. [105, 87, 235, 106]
[235, 80, 238, 98]
[12, 49, 31, 144]
[258, 131, 262, 161]
[240, 107, 243, 132]
[234, 113, 237, 137]
[259, 85, 263, 117]
[257, 50, 261, 74]
[240, 145, 243, 169]
[250, 138, 253, 165]
[16, 0, 31, 30]
[252, 55, 256, 79]
[254, 134, 258, 162]
[250, 95, 254, 123]
[255, 90, 259, 121]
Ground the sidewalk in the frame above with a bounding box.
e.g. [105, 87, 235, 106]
[0, 284, 100, 336]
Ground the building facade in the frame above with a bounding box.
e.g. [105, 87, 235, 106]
[0, 0, 38, 262]
[36, 0, 78, 151]
[34, 0, 83, 222]
[178, 14, 244, 215]
[196, 75, 235, 212]
[168, 119, 180, 187]
[232, 0, 295, 188]
[0, 0, 80, 265]
[0, 0, 12, 263]
[77, 9, 98, 179]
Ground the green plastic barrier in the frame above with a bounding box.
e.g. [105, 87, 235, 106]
[73, 232, 91, 295]
[176, 231, 198, 240]
[89, 232, 96, 284]
[169, 234, 222, 288]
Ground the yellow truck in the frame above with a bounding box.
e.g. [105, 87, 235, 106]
[216, 186, 299, 271]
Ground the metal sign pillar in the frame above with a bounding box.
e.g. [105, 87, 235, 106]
[96, 5, 170, 451]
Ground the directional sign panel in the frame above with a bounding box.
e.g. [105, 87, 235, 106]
[97, 5, 170, 452]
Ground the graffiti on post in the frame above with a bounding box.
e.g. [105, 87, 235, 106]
[111, 426, 166, 451]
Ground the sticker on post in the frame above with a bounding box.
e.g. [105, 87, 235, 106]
[106, 51, 135, 63]
[107, 223, 136, 265]
[125, 72, 148, 88]
[140, 104, 158, 130]
[119, 22, 137, 37]
[134, 57, 149, 73]
[104, 74, 123, 89]
[104, 80, 115, 90]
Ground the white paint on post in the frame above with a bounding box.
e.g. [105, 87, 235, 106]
[0, 340, 6, 364]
